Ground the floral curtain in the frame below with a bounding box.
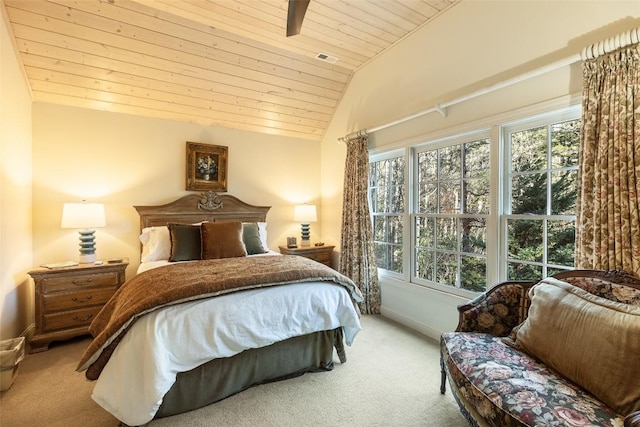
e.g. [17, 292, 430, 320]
[339, 135, 380, 314]
[576, 44, 640, 276]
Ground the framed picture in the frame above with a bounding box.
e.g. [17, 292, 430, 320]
[186, 142, 228, 191]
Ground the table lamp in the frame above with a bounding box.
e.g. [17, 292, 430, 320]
[61, 201, 106, 263]
[294, 204, 317, 247]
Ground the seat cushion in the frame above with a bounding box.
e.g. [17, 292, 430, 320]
[441, 332, 625, 427]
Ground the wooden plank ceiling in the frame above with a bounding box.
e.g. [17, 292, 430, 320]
[3, 0, 459, 141]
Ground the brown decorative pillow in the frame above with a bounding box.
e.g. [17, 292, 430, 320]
[201, 221, 247, 259]
[515, 278, 640, 415]
[168, 223, 201, 262]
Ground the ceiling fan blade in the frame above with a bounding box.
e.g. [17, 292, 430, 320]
[286, 0, 310, 37]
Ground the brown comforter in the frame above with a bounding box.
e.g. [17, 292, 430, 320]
[77, 255, 362, 380]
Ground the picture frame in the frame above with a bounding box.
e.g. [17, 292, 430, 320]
[186, 142, 228, 192]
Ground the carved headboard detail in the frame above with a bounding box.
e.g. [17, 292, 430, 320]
[134, 192, 271, 231]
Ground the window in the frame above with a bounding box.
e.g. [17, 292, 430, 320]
[503, 117, 580, 280]
[369, 155, 405, 274]
[414, 138, 490, 293]
[369, 106, 580, 294]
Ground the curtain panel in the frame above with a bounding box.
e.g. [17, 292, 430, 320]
[576, 45, 640, 276]
[339, 135, 381, 314]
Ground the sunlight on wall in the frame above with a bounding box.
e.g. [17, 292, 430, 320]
[32, 104, 323, 274]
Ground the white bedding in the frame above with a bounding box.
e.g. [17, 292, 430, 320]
[91, 260, 362, 426]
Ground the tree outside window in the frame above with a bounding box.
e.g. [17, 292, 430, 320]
[369, 156, 405, 274]
[414, 138, 490, 292]
[505, 118, 579, 280]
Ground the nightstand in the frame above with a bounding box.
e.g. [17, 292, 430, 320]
[28, 260, 128, 353]
[278, 245, 335, 267]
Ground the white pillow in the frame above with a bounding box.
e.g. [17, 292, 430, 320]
[140, 226, 170, 262]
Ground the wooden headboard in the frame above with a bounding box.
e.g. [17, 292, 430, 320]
[134, 192, 271, 231]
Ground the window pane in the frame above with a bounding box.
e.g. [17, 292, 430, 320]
[551, 120, 580, 168]
[463, 178, 489, 214]
[415, 248, 434, 281]
[375, 243, 388, 270]
[511, 173, 547, 214]
[436, 252, 457, 286]
[389, 216, 403, 244]
[506, 115, 579, 286]
[548, 220, 575, 267]
[464, 139, 490, 178]
[461, 256, 486, 292]
[439, 146, 461, 179]
[373, 216, 386, 241]
[507, 262, 542, 281]
[377, 160, 389, 186]
[439, 181, 461, 213]
[508, 219, 543, 262]
[391, 157, 405, 185]
[418, 151, 437, 181]
[415, 216, 434, 248]
[436, 218, 458, 251]
[418, 183, 437, 213]
[551, 170, 577, 215]
[374, 186, 389, 212]
[390, 185, 405, 213]
[389, 245, 403, 273]
[414, 138, 489, 291]
[461, 217, 486, 255]
[370, 156, 405, 275]
[511, 127, 547, 172]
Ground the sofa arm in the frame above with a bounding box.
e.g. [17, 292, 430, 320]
[455, 280, 535, 336]
[626, 411, 640, 427]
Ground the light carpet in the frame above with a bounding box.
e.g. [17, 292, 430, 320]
[0, 315, 467, 427]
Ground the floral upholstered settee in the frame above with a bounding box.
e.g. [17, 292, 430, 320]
[440, 270, 640, 427]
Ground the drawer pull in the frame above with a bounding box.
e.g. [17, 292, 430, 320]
[71, 295, 93, 303]
[72, 278, 93, 286]
[72, 314, 93, 322]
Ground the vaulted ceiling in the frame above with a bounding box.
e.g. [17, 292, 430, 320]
[3, 0, 459, 141]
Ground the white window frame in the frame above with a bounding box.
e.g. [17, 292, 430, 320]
[369, 103, 581, 297]
[410, 131, 493, 297]
[500, 106, 581, 279]
[369, 149, 409, 281]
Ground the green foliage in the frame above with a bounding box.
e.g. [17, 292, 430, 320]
[507, 119, 579, 280]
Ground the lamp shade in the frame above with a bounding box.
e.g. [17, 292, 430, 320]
[294, 204, 317, 223]
[61, 202, 106, 229]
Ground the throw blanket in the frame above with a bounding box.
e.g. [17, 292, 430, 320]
[77, 255, 362, 379]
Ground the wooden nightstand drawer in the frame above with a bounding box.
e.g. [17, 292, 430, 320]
[29, 260, 128, 352]
[278, 245, 335, 268]
[43, 306, 102, 332]
[304, 252, 331, 264]
[42, 271, 119, 293]
[44, 287, 118, 312]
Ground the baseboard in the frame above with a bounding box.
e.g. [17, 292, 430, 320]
[380, 307, 442, 341]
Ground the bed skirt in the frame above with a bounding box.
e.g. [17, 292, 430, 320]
[154, 327, 344, 419]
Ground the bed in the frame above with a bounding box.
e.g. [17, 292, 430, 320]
[76, 192, 362, 426]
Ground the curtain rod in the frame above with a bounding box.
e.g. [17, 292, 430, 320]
[581, 26, 640, 60]
[338, 26, 640, 142]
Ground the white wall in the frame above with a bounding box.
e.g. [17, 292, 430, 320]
[0, 8, 33, 340]
[32, 104, 323, 279]
[320, 0, 640, 339]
